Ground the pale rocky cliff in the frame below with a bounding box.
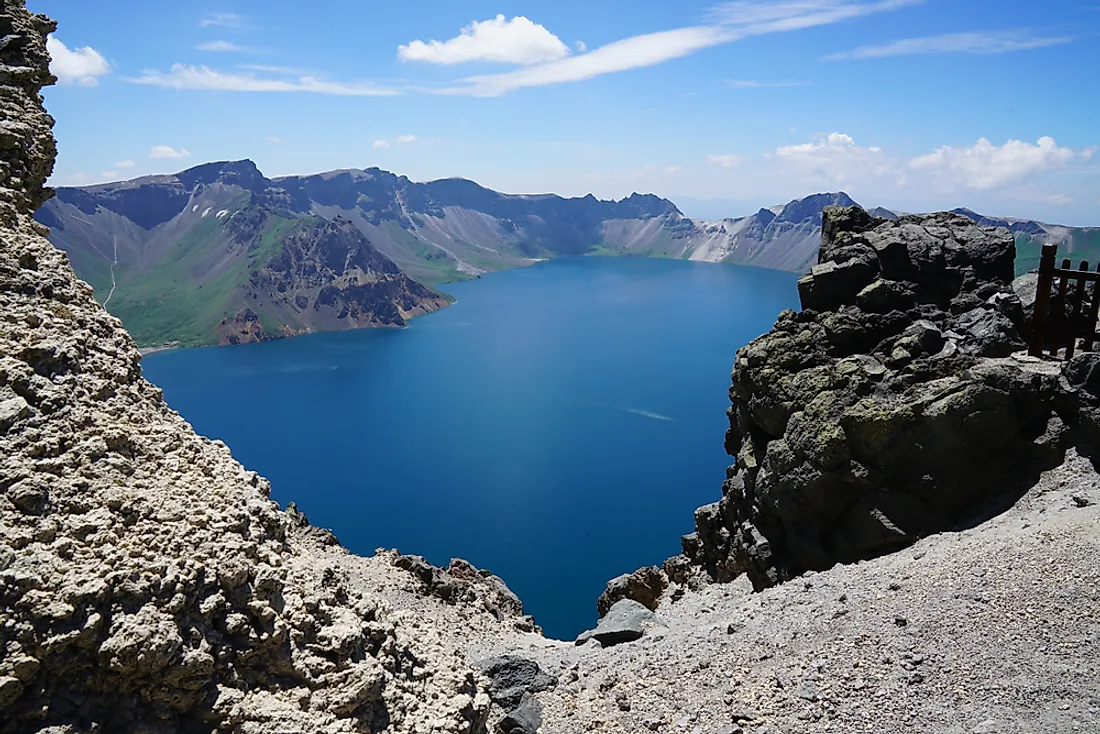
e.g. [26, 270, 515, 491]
[0, 2, 508, 731]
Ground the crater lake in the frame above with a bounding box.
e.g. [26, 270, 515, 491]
[142, 256, 799, 639]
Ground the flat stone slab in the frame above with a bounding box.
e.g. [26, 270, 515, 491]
[575, 599, 664, 647]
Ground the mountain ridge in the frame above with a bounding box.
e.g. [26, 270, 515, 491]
[38, 159, 1100, 347]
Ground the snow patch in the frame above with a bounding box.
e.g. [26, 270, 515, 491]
[201, 207, 212, 218]
[216, 209, 229, 218]
[191, 204, 199, 212]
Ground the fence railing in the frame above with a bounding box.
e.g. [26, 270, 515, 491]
[1029, 242, 1100, 359]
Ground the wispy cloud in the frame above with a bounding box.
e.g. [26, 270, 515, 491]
[239, 64, 312, 75]
[726, 79, 808, 88]
[196, 40, 252, 53]
[129, 64, 399, 96]
[439, 0, 921, 96]
[149, 145, 191, 159]
[101, 170, 118, 179]
[399, 15, 570, 65]
[1039, 193, 1074, 206]
[826, 31, 1074, 60]
[47, 36, 110, 86]
[372, 134, 417, 149]
[201, 13, 242, 28]
[268, 136, 283, 144]
[706, 154, 745, 168]
[115, 160, 134, 169]
[910, 136, 1094, 190]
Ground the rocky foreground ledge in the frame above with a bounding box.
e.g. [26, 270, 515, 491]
[0, 2, 538, 732]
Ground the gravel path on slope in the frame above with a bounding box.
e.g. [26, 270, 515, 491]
[345, 450, 1100, 734]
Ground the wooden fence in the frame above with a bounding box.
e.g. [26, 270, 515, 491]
[1029, 242, 1100, 359]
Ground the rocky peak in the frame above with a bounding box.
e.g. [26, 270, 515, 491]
[176, 159, 268, 192]
[615, 192, 682, 219]
[951, 207, 1046, 236]
[775, 192, 858, 225]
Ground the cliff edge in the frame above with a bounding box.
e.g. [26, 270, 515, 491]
[0, 3, 505, 731]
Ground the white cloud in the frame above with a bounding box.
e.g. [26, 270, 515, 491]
[447, 26, 735, 96]
[115, 160, 134, 168]
[1041, 193, 1074, 206]
[707, 0, 919, 25]
[396, 134, 416, 144]
[268, 136, 283, 144]
[201, 13, 242, 28]
[706, 154, 745, 168]
[575, 40, 587, 52]
[665, 165, 683, 174]
[130, 64, 399, 96]
[196, 40, 251, 52]
[826, 31, 1074, 60]
[726, 79, 807, 88]
[372, 140, 391, 149]
[47, 36, 110, 86]
[442, 0, 919, 96]
[910, 136, 1093, 190]
[775, 132, 893, 186]
[399, 15, 570, 65]
[149, 145, 191, 159]
[101, 171, 118, 179]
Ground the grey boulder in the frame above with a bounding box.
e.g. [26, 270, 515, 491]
[576, 599, 664, 647]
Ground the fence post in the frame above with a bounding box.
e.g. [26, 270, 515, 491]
[1086, 262, 1100, 352]
[1066, 261, 1089, 360]
[1029, 243, 1057, 357]
[1050, 258, 1072, 357]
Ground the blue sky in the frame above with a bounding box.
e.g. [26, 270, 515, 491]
[36, 0, 1100, 224]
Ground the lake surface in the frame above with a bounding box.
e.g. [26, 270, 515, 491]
[143, 256, 799, 639]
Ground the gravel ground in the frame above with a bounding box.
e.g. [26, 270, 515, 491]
[336, 449, 1100, 733]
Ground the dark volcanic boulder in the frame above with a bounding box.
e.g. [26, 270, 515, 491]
[674, 207, 1096, 591]
[597, 565, 668, 616]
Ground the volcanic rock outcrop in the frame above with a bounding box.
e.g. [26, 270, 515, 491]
[0, 3, 497, 731]
[589, 204, 1100, 611]
[662, 205, 1099, 592]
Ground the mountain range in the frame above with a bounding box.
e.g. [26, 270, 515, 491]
[36, 159, 1099, 347]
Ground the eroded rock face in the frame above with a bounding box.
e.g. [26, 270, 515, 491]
[0, 3, 490, 731]
[387, 552, 540, 634]
[671, 206, 1098, 591]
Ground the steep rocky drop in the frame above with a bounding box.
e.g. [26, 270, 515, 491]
[0, 3, 510, 731]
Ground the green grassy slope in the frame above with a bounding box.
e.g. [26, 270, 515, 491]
[107, 215, 306, 348]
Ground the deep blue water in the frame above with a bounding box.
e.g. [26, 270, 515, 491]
[142, 257, 798, 639]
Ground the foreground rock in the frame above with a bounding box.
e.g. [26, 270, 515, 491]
[490, 450, 1100, 733]
[666, 205, 1097, 590]
[576, 599, 665, 647]
[0, 3, 494, 731]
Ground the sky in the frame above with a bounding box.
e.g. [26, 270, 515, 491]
[34, 0, 1100, 225]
